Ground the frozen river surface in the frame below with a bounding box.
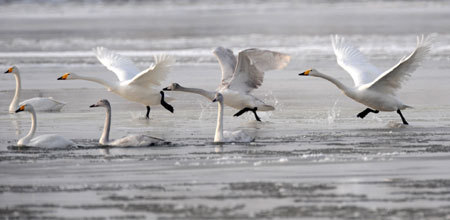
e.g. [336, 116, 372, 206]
[1, 1, 450, 219]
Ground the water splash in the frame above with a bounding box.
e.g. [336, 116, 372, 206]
[327, 99, 340, 124]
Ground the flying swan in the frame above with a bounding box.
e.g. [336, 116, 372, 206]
[90, 99, 166, 147]
[299, 34, 434, 125]
[57, 47, 175, 119]
[212, 93, 254, 143]
[14, 104, 74, 148]
[163, 47, 290, 121]
[4, 66, 65, 113]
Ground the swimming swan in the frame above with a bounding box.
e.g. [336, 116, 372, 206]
[163, 47, 290, 121]
[4, 66, 65, 113]
[299, 35, 434, 125]
[58, 47, 175, 119]
[212, 93, 254, 143]
[14, 104, 74, 148]
[90, 99, 166, 147]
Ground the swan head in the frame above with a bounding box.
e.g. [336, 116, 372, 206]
[15, 104, 33, 113]
[212, 93, 224, 103]
[299, 69, 320, 76]
[162, 83, 181, 91]
[4, 66, 18, 74]
[89, 99, 111, 108]
[57, 72, 77, 80]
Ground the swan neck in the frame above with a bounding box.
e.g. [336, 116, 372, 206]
[214, 100, 224, 142]
[315, 72, 349, 92]
[10, 73, 21, 113]
[178, 86, 215, 101]
[99, 105, 111, 145]
[76, 75, 116, 90]
[19, 108, 36, 146]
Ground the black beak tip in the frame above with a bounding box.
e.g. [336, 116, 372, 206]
[162, 87, 169, 91]
[57, 77, 63, 80]
[212, 99, 217, 103]
[89, 104, 96, 108]
[15, 109, 21, 113]
[299, 72, 305, 76]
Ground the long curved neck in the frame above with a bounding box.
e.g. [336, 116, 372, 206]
[9, 72, 21, 113]
[177, 86, 215, 101]
[314, 72, 350, 92]
[75, 75, 117, 91]
[19, 108, 37, 146]
[99, 105, 111, 145]
[214, 100, 224, 142]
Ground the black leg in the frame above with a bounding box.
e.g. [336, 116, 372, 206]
[160, 91, 174, 113]
[357, 108, 379, 119]
[146, 106, 151, 119]
[233, 108, 251, 117]
[397, 109, 409, 125]
[251, 107, 261, 121]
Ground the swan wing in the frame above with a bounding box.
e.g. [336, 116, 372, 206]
[29, 134, 74, 148]
[110, 135, 165, 147]
[228, 48, 290, 92]
[213, 47, 237, 86]
[94, 47, 140, 82]
[331, 35, 381, 87]
[128, 55, 175, 87]
[20, 97, 66, 112]
[366, 34, 434, 95]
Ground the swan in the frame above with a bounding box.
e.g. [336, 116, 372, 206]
[14, 104, 74, 148]
[212, 93, 254, 143]
[163, 47, 290, 121]
[299, 34, 434, 125]
[89, 99, 166, 147]
[57, 47, 175, 119]
[4, 66, 65, 113]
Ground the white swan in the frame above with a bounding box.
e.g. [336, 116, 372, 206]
[89, 99, 166, 147]
[299, 35, 434, 125]
[163, 47, 290, 121]
[14, 104, 74, 148]
[212, 93, 254, 143]
[4, 66, 65, 113]
[57, 47, 175, 119]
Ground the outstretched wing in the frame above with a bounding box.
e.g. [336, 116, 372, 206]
[94, 47, 140, 82]
[331, 35, 381, 87]
[213, 47, 237, 86]
[128, 55, 175, 87]
[227, 48, 290, 93]
[366, 34, 434, 95]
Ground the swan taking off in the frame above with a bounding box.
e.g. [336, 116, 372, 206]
[89, 99, 166, 147]
[14, 104, 74, 148]
[4, 66, 65, 113]
[57, 47, 175, 119]
[163, 47, 290, 121]
[299, 34, 434, 125]
[212, 93, 254, 143]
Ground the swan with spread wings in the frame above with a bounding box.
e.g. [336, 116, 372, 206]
[299, 34, 434, 125]
[58, 47, 175, 119]
[164, 47, 290, 121]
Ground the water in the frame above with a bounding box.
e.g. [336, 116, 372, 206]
[1, 0, 450, 219]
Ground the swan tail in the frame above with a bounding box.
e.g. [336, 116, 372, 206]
[401, 104, 413, 110]
[258, 104, 275, 111]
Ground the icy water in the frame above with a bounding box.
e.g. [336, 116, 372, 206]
[1, 0, 450, 219]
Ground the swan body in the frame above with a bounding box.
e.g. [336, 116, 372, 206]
[4, 66, 65, 113]
[58, 47, 175, 118]
[299, 34, 434, 124]
[15, 104, 74, 148]
[164, 47, 290, 121]
[213, 93, 254, 143]
[90, 99, 165, 147]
